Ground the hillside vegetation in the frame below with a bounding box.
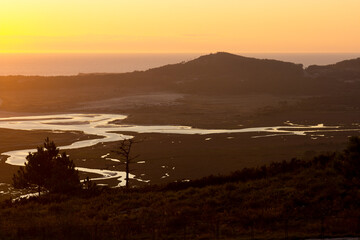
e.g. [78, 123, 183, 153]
[0, 137, 359, 240]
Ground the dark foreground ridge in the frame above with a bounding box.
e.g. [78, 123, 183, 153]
[0, 137, 359, 240]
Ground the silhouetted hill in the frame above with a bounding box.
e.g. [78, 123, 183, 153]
[140, 52, 305, 93]
[1, 52, 360, 111]
[306, 57, 360, 82]
[0, 52, 305, 96]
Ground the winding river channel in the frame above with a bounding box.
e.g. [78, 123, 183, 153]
[0, 113, 359, 186]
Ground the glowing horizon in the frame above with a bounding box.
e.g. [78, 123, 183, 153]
[1, 0, 360, 53]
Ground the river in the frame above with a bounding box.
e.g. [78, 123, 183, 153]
[0, 113, 359, 186]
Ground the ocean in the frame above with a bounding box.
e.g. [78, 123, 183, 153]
[0, 53, 359, 76]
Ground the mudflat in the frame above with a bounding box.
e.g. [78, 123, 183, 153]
[0, 92, 359, 189]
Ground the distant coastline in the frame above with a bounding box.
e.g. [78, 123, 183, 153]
[0, 53, 360, 76]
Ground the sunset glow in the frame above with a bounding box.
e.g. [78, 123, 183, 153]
[1, 0, 360, 53]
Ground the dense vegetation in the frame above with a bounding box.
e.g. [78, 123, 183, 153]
[13, 138, 80, 195]
[0, 137, 359, 239]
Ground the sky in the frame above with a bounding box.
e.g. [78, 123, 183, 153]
[1, 0, 360, 53]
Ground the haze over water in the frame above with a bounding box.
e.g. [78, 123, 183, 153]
[1, 53, 359, 76]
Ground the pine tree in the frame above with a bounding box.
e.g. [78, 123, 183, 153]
[13, 138, 80, 195]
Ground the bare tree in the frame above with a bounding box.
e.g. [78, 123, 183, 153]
[113, 138, 139, 188]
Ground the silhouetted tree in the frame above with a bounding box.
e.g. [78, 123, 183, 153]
[13, 138, 80, 195]
[113, 138, 139, 189]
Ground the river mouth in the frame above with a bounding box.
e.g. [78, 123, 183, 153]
[0, 113, 359, 187]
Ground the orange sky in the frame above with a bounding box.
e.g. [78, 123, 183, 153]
[1, 0, 360, 53]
